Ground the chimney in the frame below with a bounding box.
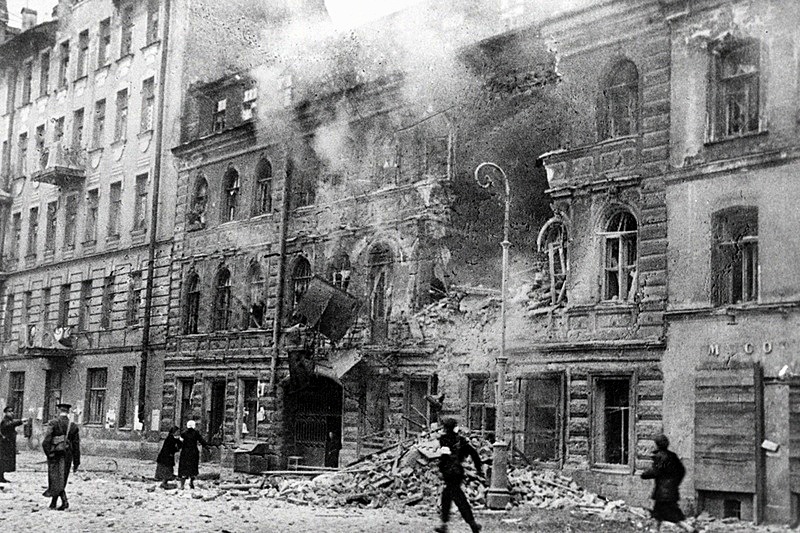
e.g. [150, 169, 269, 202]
[21, 7, 37, 31]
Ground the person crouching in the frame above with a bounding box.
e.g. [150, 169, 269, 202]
[434, 417, 483, 533]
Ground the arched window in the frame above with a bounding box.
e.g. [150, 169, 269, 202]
[253, 157, 272, 216]
[213, 267, 232, 331]
[537, 218, 568, 305]
[601, 210, 638, 302]
[222, 168, 240, 222]
[291, 256, 312, 312]
[599, 59, 639, 140]
[184, 271, 200, 334]
[328, 250, 352, 291]
[245, 261, 266, 329]
[368, 244, 393, 342]
[188, 174, 208, 230]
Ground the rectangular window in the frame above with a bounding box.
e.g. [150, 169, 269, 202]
[100, 275, 114, 329]
[108, 182, 122, 238]
[53, 116, 65, 143]
[712, 206, 759, 306]
[93, 99, 106, 147]
[58, 41, 69, 88]
[146, 0, 159, 44]
[141, 78, 154, 132]
[21, 60, 32, 104]
[85, 368, 107, 425]
[120, 5, 134, 57]
[118, 366, 136, 429]
[241, 87, 257, 121]
[72, 108, 84, 148]
[591, 376, 631, 466]
[27, 206, 38, 258]
[133, 173, 148, 231]
[212, 98, 226, 132]
[8, 372, 24, 420]
[241, 379, 258, 438]
[58, 283, 70, 328]
[114, 89, 128, 141]
[10, 212, 21, 262]
[3, 292, 14, 341]
[602, 213, 638, 302]
[63, 193, 78, 249]
[77, 30, 89, 79]
[43, 370, 63, 422]
[85, 189, 99, 243]
[44, 200, 57, 253]
[39, 51, 50, 96]
[468, 376, 496, 439]
[41, 287, 51, 333]
[98, 18, 111, 67]
[35, 124, 46, 153]
[712, 41, 760, 140]
[523, 375, 564, 463]
[78, 279, 92, 331]
[126, 271, 141, 325]
[22, 291, 32, 346]
[404, 377, 433, 435]
[18, 132, 27, 176]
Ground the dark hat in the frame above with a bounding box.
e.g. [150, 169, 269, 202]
[2, 406, 14, 413]
[441, 417, 458, 431]
[55, 403, 72, 411]
[654, 434, 670, 450]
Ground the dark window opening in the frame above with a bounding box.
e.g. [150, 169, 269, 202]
[118, 366, 136, 429]
[711, 206, 758, 306]
[8, 372, 24, 420]
[290, 257, 312, 315]
[245, 262, 266, 329]
[723, 499, 742, 520]
[43, 370, 62, 421]
[253, 158, 273, 216]
[188, 174, 208, 230]
[85, 368, 107, 425]
[328, 251, 351, 291]
[599, 59, 639, 140]
[78, 280, 92, 331]
[213, 267, 232, 331]
[368, 244, 393, 343]
[242, 379, 258, 439]
[185, 272, 200, 334]
[592, 377, 631, 465]
[468, 376, 496, 441]
[222, 168, 239, 222]
[100, 274, 114, 330]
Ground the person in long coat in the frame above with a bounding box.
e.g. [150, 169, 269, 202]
[178, 420, 208, 489]
[641, 434, 695, 532]
[155, 426, 182, 488]
[42, 403, 80, 510]
[0, 406, 28, 482]
[434, 418, 484, 533]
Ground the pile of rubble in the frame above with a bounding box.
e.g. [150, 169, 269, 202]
[223, 432, 646, 522]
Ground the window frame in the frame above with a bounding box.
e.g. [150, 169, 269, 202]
[85, 368, 108, 426]
[711, 206, 759, 306]
[21, 59, 33, 105]
[222, 167, 240, 222]
[27, 206, 38, 258]
[100, 274, 114, 330]
[120, 4, 134, 57]
[188, 174, 208, 230]
[63, 192, 79, 250]
[368, 244, 393, 342]
[212, 267, 232, 331]
[245, 262, 266, 330]
[78, 279, 92, 331]
[43, 369, 63, 421]
[133, 173, 149, 231]
[3, 292, 14, 342]
[98, 18, 111, 68]
[598, 59, 639, 141]
[93, 98, 106, 148]
[589, 373, 635, 470]
[8, 372, 24, 420]
[118, 366, 136, 429]
[58, 40, 70, 88]
[708, 39, 762, 142]
[184, 271, 201, 334]
[253, 157, 273, 217]
[290, 256, 312, 315]
[108, 181, 122, 238]
[44, 200, 58, 253]
[600, 210, 638, 302]
[126, 270, 142, 326]
[114, 88, 129, 142]
[537, 217, 569, 306]
[84, 188, 99, 244]
[467, 374, 496, 440]
[77, 30, 89, 79]
[140, 78, 155, 133]
[39, 50, 50, 97]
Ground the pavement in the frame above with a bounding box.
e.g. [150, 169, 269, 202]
[0, 451, 789, 532]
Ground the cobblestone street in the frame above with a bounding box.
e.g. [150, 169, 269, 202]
[0, 452, 791, 533]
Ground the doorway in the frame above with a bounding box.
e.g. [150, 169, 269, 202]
[208, 380, 226, 443]
[288, 375, 343, 467]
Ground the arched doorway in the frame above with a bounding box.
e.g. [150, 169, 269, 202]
[287, 375, 343, 467]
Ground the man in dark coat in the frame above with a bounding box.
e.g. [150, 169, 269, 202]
[42, 403, 80, 510]
[641, 434, 695, 532]
[0, 406, 28, 482]
[178, 420, 208, 489]
[434, 418, 483, 533]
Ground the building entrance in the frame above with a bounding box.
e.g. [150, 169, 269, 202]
[288, 375, 343, 467]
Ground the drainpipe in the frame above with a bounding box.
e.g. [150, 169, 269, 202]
[270, 154, 292, 389]
[139, 0, 172, 429]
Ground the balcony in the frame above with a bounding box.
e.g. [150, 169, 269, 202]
[18, 324, 74, 359]
[31, 143, 86, 188]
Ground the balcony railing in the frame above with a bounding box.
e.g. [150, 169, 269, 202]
[31, 143, 86, 188]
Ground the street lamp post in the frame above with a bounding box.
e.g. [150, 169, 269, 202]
[474, 162, 512, 509]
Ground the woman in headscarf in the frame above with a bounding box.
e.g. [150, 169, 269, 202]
[155, 426, 182, 489]
[178, 420, 208, 489]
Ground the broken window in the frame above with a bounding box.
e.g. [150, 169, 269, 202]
[253, 157, 272, 216]
[468, 376, 496, 440]
[72, 108, 84, 149]
[241, 379, 258, 439]
[327, 250, 351, 291]
[405, 377, 432, 435]
[185, 272, 200, 334]
[711, 39, 760, 140]
[591, 376, 631, 466]
[145, 0, 160, 44]
[245, 262, 266, 329]
[188, 174, 208, 230]
[368, 244, 393, 343]
[537, 217, 568, 305]
[363, 376, 390, 446]
[212, 98, 227, 133]
[18, 132, 28, 177]
[601, 210, 638, 302]
[599, 59, 638, 140]
[39, 51, 50, 97]
[222, 167, 239, 222]
[291, 256, 312, 314]
[711, 206, 758, 306]
[213, 267, 232, 331]
[85, 368, 107, 425]
[522, 374, 564, 462]
[115, 89, 128, 141]
[93, 99, 106, 148]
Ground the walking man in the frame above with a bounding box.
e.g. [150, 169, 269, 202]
[641, 434, 695, 532]
[434, 417, 483, 533]
[0, 406, 28, 483]
[42, 403, 80, 510]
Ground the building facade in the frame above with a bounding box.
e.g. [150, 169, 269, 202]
[0, 0, 179, 454]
